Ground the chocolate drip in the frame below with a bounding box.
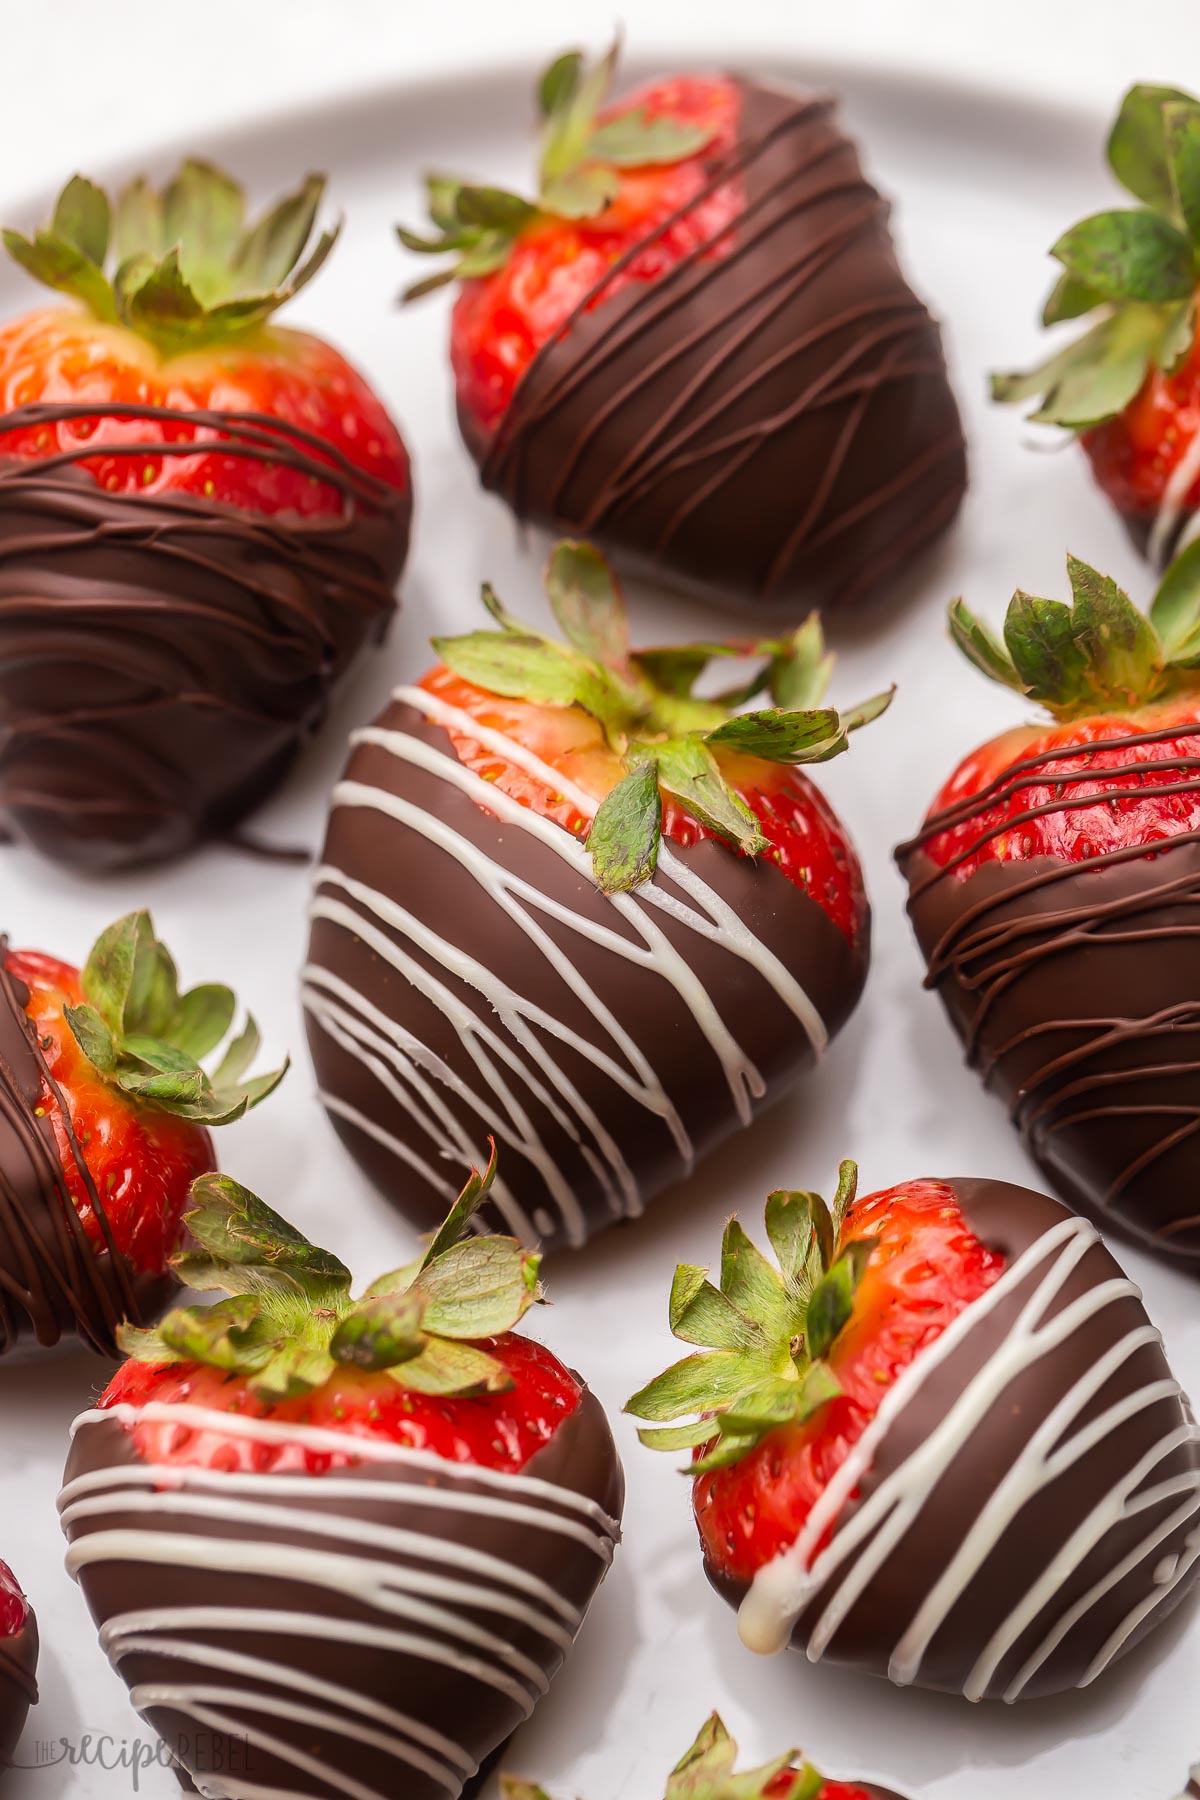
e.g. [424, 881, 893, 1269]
[708, 1178, 1200, 1700]
[468, 81, 966, 614]
[61, 1389, 623, 1799]
[897, 727, 1200, 1266]
[0, 1613, 37, 1769]
[0, 402, 410, 870]
[303, 698, 867, 1252]
[0, 946, 169, 1354]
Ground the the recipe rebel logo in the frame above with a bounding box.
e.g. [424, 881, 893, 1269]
[11, 1729, 251, 1790]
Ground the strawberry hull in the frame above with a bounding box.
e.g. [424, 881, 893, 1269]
[0, 405, 411, 870]
[0, 953, 173, 1355]
[464, 81, 966, 615]
[59, 1390, 623, 1800]
[705, 1178, 1200, 1701]
[303, 698, 868, 1251]
[899, 838, 1200, 1269]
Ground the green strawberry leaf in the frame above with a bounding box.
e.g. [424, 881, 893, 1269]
[586, 110, 716, 168]
[669, 1263, 765, 1353]
[1003, 590, 1091, 703]
[415, 1236, 542, 1337]
[544, 539, 631, 669]
[805, 1239, 877, 1360]
[1151, 537, 1200, 664]
[1051, 209, 1195, 305]
[61, 1003, 118, 1073]
[949, 597, 1025, 691]
[177, 1173, 353, 1303]
[539, 50, 583, 120]
[157, 1294, 273, 1371]
[1066, 552, 1164, 704]
[113, 178, 163, 263]
[627, 1349, 762, 1424]
[1, 226, 116, 321]
[652, 737, 768, 857]
[391, 1335, 514, 1395]
[706, 706, 845, 762]
[541, 165, 621, 220]
[767, 613, 834, 710]
[764, 1188, 815, 1290]
[432, 627, 615, 716]
[1042, 269, 1106, 326]
[329, 1292, 427, 1371]
[540, 37, 619, 185]
[53, 175, 110, 267]
[1107, 83, 1199, 211]
[586, 760, 662, 894]
[420, 1140, 500, 1267]
[719, 1219, 794, 1343]
[1165, 100, 1200, 246]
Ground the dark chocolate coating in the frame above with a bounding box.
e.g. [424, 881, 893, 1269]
[466, 80, 966, 615]
[897, 735, 1200, 1268]
[706, 1178, 1200, 1700]
[0, 949, 170, 1355]
[304, 700, 867, 1252]
[61, 1387, 623, 1799]
[0, 403, 410, 870]
[1176, 1768, 1200, 1799]
[0, 1608, 37, 1770]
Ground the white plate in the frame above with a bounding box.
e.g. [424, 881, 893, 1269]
[1, 51, 1196, 1800]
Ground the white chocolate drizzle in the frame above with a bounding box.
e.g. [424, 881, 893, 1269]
[60, 1403, 620, 1800]
[737, 1215, 1200, 1700]
[303, 685, 826, 1246]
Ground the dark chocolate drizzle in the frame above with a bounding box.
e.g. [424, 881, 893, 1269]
[896, 726, 1200, 1266]
[0, 1611, 38, 1768]
[469, 81, 966, 613]
[0, 946, 169, 1354]
[0, 402, 410, 870]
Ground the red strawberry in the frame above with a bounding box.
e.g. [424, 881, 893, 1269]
[304, 542, 889, 1252]
[0, 161, 412, 869]
[897, 553, 1200, 1265]
[0, 1558, 36, 1767]
[1, 908, 283, 1354]
[993, 83, 1200, 567]
[398, 45, 966, 613]
[501, 1712, 909, 1800]
[627, 1163, 1200, 1700]
[60, 1150, 623, 1800]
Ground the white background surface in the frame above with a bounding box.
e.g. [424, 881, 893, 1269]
[1, 5, 1200, 1799]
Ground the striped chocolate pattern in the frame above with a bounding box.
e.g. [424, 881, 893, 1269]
[303, 686, 866, 1251]
[466, 80, 967, 614]
[725, 1180, 1200, 1701]
[60, 1392, 622, 1800]
[897, 724, 1200, 1267]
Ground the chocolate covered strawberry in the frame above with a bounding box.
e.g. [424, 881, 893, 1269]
[994, 83, 1200, 566]
[60, 1149, 623, 1800]
[0, 160, 412, 869]
[0, 907, 283, 1355]
[399, 44, 965, 613]
[304, 540, 889, 1251]
[627, 1163, 1200, 1700]
[897, 551, 1200, 1267]
[502, 1713, 909, 1800]
[0, 1563, 36, 1770]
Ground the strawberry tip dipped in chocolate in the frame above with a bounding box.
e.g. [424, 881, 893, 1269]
[0, 1563, 36, 1770]
[59, 1145, 624, 1800]
[993, 83, 1200, 568]
[626, 1162, 1200, 1700]
[303, 539, 890, 1252]
[0, 161, 412, 870]
[0, 907, 284, 1356]
[398, 43, 967, 614]
[897, 550, 1200, 1269]
[501, 1712, 910, 1800]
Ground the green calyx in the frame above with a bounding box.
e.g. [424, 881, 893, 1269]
[950, 547, 1200, 720]
[398, 40, 718, 299]
[502, 1713, 827, 1800]
[120, 1142, 544, 1402]
[435, 541, 892, 895]
[624, 1162, 876, 1474]
[992, 83, 1200, 428]
[4, 162, 339, 357]
[63, 910, 286, 1127]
